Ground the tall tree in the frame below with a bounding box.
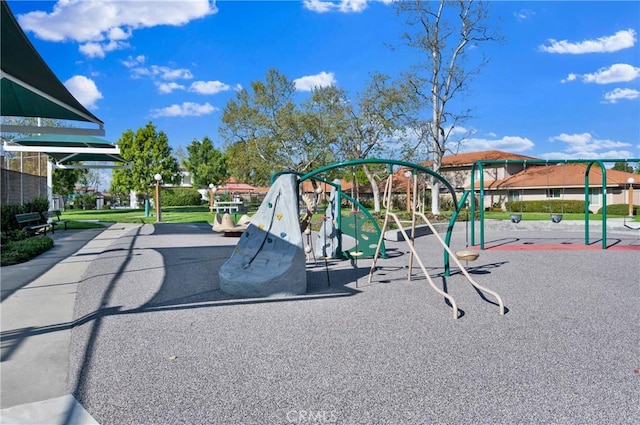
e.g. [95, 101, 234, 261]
[397, 0, 499, 214]
[110, 122, 180, 201]
[219, 68, 335, 185]
[612, 162, 634, 173]
[52, 167, 87, 201]
[183, 136, 228, 188]
[345, 73, 416, 212]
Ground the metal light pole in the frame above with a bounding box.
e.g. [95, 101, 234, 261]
[154, 173, 162, 222]
[209, 183, 216, 213]
[628, 177, 635, 217]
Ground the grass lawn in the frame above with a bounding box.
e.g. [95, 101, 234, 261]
[482, 211, 639, 222]
[61, 206, 221, 224]
[60, 206, 639, 225]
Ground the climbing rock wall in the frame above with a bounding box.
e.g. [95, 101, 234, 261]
[315, 180, 340, 259]
[219, 174, 307, 297]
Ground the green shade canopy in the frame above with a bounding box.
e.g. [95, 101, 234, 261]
[0, 1, 104, 135]
[3, 134, 128, 168]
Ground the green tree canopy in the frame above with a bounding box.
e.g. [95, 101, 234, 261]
[52, 167, 87, 198]
[219, 68, 337, 186]
[110, 122, 180, 198]
[183, 136, 228, 188]
[612, 162, 635, 173]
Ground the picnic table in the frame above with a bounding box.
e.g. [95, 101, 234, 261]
[210, 201, 244, 213]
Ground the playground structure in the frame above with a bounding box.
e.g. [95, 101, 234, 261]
[219, 159, 505, 319]
[469, 158, 640, 250]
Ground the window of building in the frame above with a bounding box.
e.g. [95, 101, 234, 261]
[589, 188, 601, 205]
[507, 190, 520, 202]
[546, 189, 561, 198]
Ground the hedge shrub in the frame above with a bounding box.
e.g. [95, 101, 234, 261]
[157, 188, 203, 206]
[505, 200, 586, 214]
[1, 236, 54, 266]
[597, 204, 639, 215]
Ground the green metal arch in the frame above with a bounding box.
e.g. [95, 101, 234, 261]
[299, 158, 459, 209]
[469, 158, 639, 250]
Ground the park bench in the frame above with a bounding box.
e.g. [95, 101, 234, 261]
[43, 209, 69, 232]
[15, 212, 52, 236]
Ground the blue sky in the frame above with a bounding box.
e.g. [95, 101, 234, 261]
[7, 0, 640, 162]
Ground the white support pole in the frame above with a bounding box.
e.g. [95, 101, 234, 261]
[47, 159, 53, 210]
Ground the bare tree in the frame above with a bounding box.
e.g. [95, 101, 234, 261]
[397, 0, 500, 213]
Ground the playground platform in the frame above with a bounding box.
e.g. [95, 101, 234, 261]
[1, 221, 638, 424]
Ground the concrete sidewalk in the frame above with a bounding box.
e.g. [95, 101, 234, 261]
[1, 224, 140, 424]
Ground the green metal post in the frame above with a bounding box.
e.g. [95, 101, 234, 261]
[601, 162, 607, 249]
[444, 190, 470, 276]
[479, 163, 485, 250]
[470, 164, 476, 247]
[585, 169, 590, 246]
[336, 184, 343, 258]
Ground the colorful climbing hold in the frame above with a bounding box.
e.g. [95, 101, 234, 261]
[258, 223, 265, 230]
[268, 202, 273, 208]
[267, 237, 273, 243]
[280, 232, 287, 238]
[276, 213, 283, 220]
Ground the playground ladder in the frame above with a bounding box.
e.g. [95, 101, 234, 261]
[368, 171, 505, 320]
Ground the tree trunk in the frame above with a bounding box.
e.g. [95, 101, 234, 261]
[362, 164, 381, 213]
[431, 149, 441, 215]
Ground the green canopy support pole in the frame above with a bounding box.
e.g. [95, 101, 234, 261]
[479, 162, 486, 250]
[585, 161, 608, 249]
[470, 164, 476, 247]
[444, 190, 470, 276]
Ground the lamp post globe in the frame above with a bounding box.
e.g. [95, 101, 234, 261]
[404, 170, 412, 212]
[154, 174, 162, 222]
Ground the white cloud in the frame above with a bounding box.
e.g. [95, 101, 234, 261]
[64, 75, 103, 109]
[539, 29, 636, 54]
[561, 64, 640, 85]
[131, 65, 193, 81]
[293, 71, 337, 91]
[603, 88, 640, 104]
[514, 9, 535, 21]
[189, 81, 233, 95]
[79, 40, 130, 58]
[539, 150, 635, 160]
[150, 102, 217, 118]
[17, 0, 218, 58]
[459, 136, 535, 153]
[583, 64, 640, 84]
[122, 55, 145, 68]
[547, 133, 633, 158]
[156, 82, 185, 94]
[303, 0, 371, 13]
[560, 73, 577, 83]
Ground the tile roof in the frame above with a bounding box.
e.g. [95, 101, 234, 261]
[488, 163, 638, 189]
[442, 150, 537, 167]
[216, 182, 255, 192]
[300, 179, 353, 193]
